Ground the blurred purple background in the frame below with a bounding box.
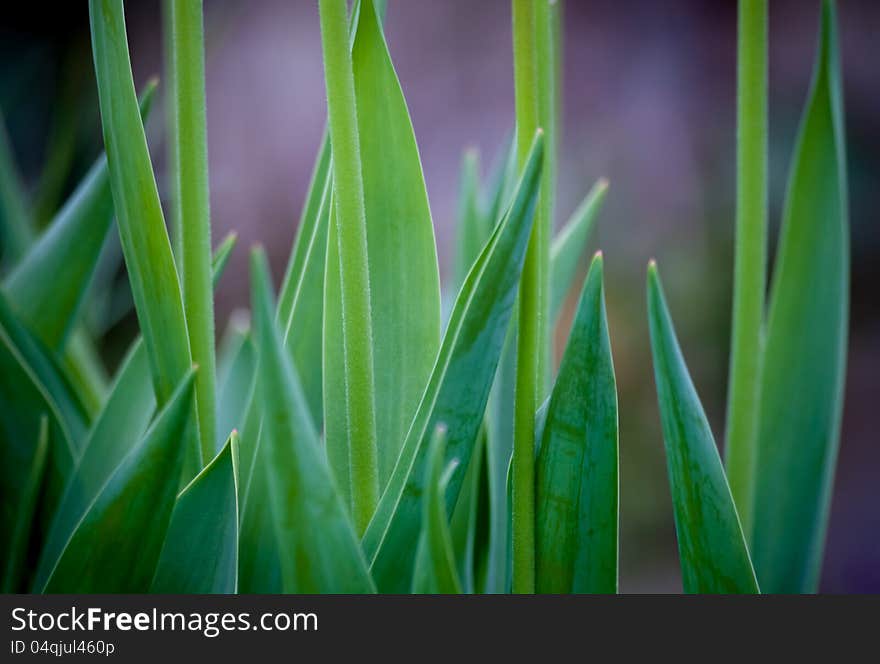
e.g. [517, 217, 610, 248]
[2, 1, 877, 592]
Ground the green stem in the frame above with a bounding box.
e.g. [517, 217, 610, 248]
[168, 0, 216, 465]
[511, 0, 545, 594]
[724, 0, 767, 539]
[318, 0, 379, 534]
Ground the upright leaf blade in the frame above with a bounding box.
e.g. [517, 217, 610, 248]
[647, 263, 758, 594]
[548, 179, 608, 324]
[43, 370, 196, 593]
[151, 432, 239, 593]
[251, 248, 374, 593]
[536, 254, 618, 593]
[751, 0, 848, 593]
[412, 426, 463, 594]
[89, 0, 199, 474]
[363, 132, 543, 592]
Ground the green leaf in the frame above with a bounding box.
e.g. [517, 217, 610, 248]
[3, 82, 157, 350]
[452, 148, 488, 296]
[32, 340, 154, 592]
[2, 415, 49, 593]
[43, 370, 196, 592]
[281, 176, 330, 428]
[216, 319, 255, 451]
[89, 0, 199, 475]
[251, 247, 375, 593]
[363, 131, 543, 592]
[412, 426, 463, 594]
[151, 431, 239, 593]
[324, 0, 441, 511]
[0, 109, 33, 266]
[536, 253, 618, 593]
[548, 178, 608, 324]
[647, 262, 759, 594]
[750, 0, 848, 594]
[211, 232, 238, 288]
[449, 424, 485, 593]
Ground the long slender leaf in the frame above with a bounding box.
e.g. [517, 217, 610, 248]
[89, 0, 199, 476]
[251, 248, 374, 593]
[215, 319, 255, 451]
[412, 426, 463, 594]
[536, 254, 618, 593]
[647, 262, 758, 594]
[325, 0, 441, 512]
[452, 148, 487, 296]
[363, 131, 543, 592]
[3, 82, 157, 350]
[548, 178, 608, 324]
[750, 0, 848, 593]
[151, 431, 239, 593]
[43, 370, 196, 592]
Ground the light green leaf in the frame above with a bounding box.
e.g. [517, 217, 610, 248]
[251, 248, 375, 593]
[452, 148, 488, 296]
[215, 319, 255, 452]
[363, 131, 543, 592]
[536, 253, 618, 593]
[2, 415, 48, 593]
[325, 0, 441, 508]
[211, 232, 238, 288]
[750, 0, 848, 594]
[89, 0, 199, 475]
[647, 263, 759, 594]
[151, 431, 239, 593]
[43, 370, 196, 592]
[3, 82, 157, 350]
[548, 178, 608, 324]
[412, 426, 463, 594]
[449, 424, 485, 593]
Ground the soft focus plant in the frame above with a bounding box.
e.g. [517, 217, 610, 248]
[0, 0, 847, 594]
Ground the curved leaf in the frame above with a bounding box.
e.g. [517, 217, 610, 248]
[548, 178, 608, 324]
[3, 82, 157, 350]
[151, 431, 239, 593]
[647, 263, 758, 594]
[363, 131, 543, 592]
[536, 253, 618, 593]
[43, 370, 196, 592]
[750, 0, 848, 593]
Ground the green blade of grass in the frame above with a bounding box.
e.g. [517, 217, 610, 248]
[211, 232, 237, 288]
[647, 262, 759, 594]
[0, 109, 33, 266]
[412, 426, 463, 594]
[251, 248, 375, 593]
[1, 415, 48, 593]
[723, 0, 768, 540]
[60, 328, 109, 419]
[4, 83, 157, 350]
[548, 179, 609, 324]
[750, 0, 848, 593]
[43, 370, 196, 592]
[167, 0, 216, 464]
[325, 0, 441, 512]
[151, 431, 239, 593]
[89, 0, 200, 477]
[449, 424, 486, 593]
[363, 132, 543, 592]
[319, 0, 379, 532]
[536, 253, 618, 593]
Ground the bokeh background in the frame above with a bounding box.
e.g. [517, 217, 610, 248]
[2, 1, 877, 592]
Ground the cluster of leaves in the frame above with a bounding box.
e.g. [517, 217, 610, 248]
[0, 0, 846, 594]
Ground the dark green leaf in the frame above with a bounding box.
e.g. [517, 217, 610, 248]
[536, 253, 618, 593]
[647, 263, 758, 594]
